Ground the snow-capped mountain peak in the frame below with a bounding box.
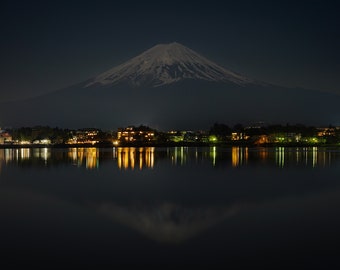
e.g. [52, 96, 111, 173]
[86, 42, 255, 88]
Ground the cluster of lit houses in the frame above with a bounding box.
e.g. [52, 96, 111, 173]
[0, 129, 12, 145]
[115, 126, 155, 144]
[1, 125, 340, 146]
[67, 129, 100, 145]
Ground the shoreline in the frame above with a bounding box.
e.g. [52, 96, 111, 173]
[1, 142, 340, 149]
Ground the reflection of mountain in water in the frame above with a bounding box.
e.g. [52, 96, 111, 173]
[0, 147, 338, 170]
[1, 146, 340, 246]
[96, 202, 240, 243]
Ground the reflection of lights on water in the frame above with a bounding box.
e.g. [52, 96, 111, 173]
[170, 147, 187, 166]
[276, 147, 285, 168]
[301, 147, 320, 167]
[75, 148, 84, 166]
[210, 146, 216, 166]
[171, 147, 178, 165]
[296, 148, 300, 164]
[117, 147, 155, 170]
[0, 149, 3, 173]
[33, 149, 40, 158]
[20, 148, 31, 160]
[259, 148, 268, 160]
[139, 148, 143, 170]
[232, 147, 248, 167]
[146, 147, 154, 169]
[304, 147, 308, 165]
[123, 148, 129, 169]
[130, 148, 136, 169]
[67, 148, 99, 169]
[42, 148, 50, 161]
[5, 148, 30, 162]
[321, 150, 332, 168]
[312, 147, 318, 168]
[116, 148, 129, 169]
[0, 146, 336, 170]
[322, 151, 326, 167]
[274, 147, 323, 168]
[4, 149, 13, 163]
[33, 148, 51, 163]
[0, 149, 4, 162]
[86, 148, 99, 169]
[112, 147, 116, 159]
[232, 147, 239, 167]
[117, 148, 122, 169]
[172, 147, 177, 165]
[69, 148, 78, 164]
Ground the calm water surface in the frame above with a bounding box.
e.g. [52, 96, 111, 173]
[0, 146, 340, 267]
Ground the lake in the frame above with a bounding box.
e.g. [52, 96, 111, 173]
[1, 146, 340, 267]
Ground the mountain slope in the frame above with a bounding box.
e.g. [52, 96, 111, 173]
[85, 42, 256, 88]
[0, 42, 339, 129]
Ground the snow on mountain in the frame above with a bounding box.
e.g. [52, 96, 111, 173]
[85, 42, 256, 88]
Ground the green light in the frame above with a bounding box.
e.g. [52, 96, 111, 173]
[305, 137, 319, 144]
[170, 136, 184, 142]
[209, 135, 218, 143]
[276, 137, 285, 142]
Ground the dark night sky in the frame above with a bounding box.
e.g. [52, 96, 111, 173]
[1, 0, 339, 101]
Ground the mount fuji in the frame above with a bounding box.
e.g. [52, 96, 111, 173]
[1, 42, 339, 129]
[85, 42, 256, 88]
